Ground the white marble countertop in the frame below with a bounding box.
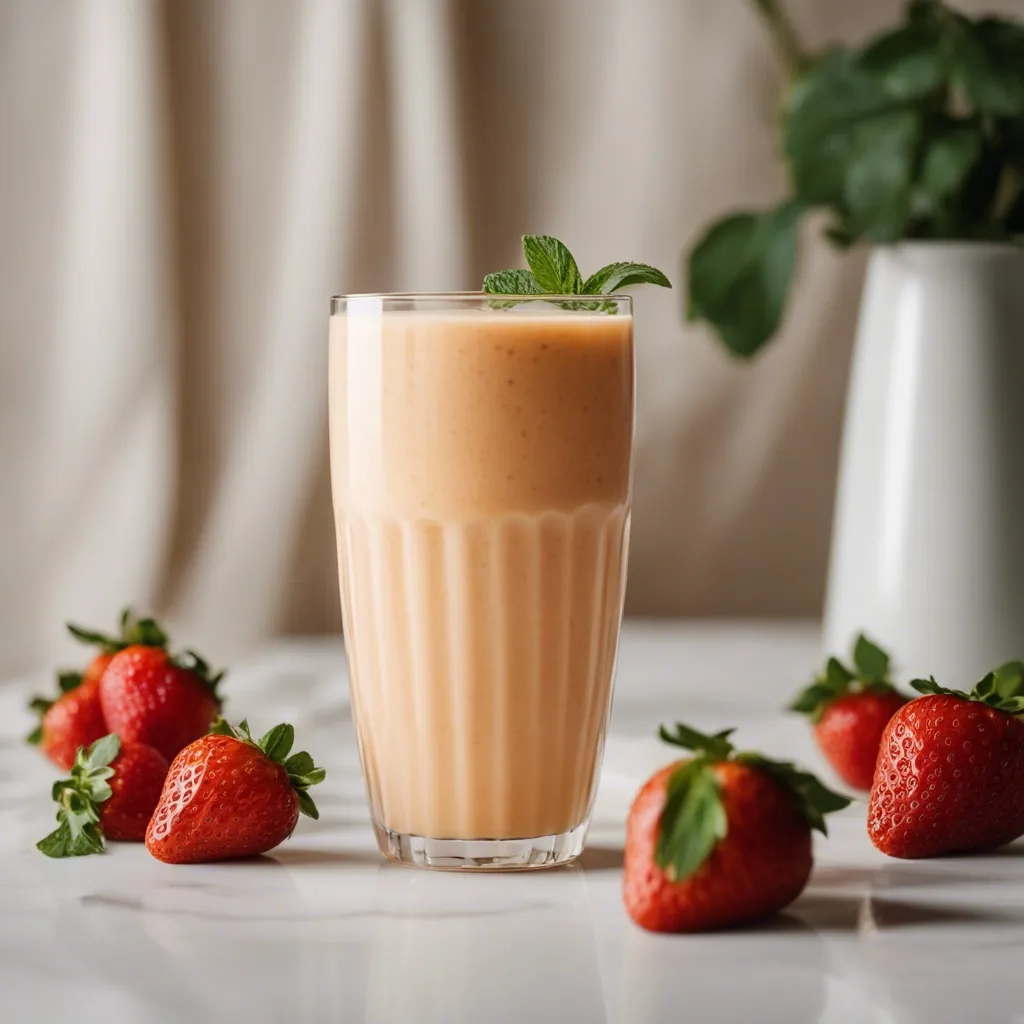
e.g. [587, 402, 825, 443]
[3, 621, 1023, 1024]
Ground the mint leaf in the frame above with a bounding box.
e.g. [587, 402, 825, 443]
[852, 635, 890, 683]
[687, 199, 803, 358]
[482, 269, 541, 297]
[522, 235, 582, 294]
[655, 760, 727, 882]
[582, 262, 672, 294]
[482, 237, 671, 310]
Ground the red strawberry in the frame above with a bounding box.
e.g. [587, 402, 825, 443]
[37, 734, 169, 856]
[28, 609, 171, 769]
[31, 676, 108, 771]
[868, 672, 1024, 858]
[146, 718, 325, 864]
[790, 634, 907, 790]
[623, 723, 849, 933]
[100, 646, 224, 762]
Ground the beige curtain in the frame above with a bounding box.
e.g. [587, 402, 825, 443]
[3, 0, 1019, 675]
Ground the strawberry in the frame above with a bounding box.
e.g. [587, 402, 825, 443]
[790, 634, 907, 790]
[37, 734, 169, 856]
[100, 646, 224, 762]
[146, 718, 325, 864]
[868, 671, 1024, 858]
[28, 675, 108, 771]
[623, 723, 849, 933]
[26, 608, 166, 769]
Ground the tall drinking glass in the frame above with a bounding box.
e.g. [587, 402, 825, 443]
[329, 293, 633, 869]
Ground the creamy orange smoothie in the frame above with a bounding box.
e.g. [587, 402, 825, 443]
[329, 295, 633, 867]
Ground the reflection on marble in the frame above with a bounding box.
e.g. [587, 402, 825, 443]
[3, 624, 1024, 1023]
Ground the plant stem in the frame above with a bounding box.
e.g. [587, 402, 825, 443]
[750, 0, 809, 80]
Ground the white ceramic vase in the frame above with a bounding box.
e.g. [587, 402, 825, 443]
[823, 243, 1024, 685]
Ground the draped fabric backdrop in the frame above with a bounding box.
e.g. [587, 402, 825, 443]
[2, 0, 1018, 676]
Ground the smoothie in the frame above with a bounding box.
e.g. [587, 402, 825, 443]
[329, 298, 633, 852]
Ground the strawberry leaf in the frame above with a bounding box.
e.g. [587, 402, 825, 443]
[994, 661, 1024, 699]
[296, 790, 320, 821]
[911, 672, 1024, 713]
[655, 759, 727, 882]
[36, 734, 120, 859]
[853, 634, 890, 682]
[283, 751, 314, 776]
[58, 672, 84, 693]
[67, 608, 169, 654]
[258, 724, 294, 763]
[658, 723, 735, 760]
[173, 650, 226, 702]
[790, 634, 900, 721]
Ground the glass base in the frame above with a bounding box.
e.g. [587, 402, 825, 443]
[374, 821, 587, 870]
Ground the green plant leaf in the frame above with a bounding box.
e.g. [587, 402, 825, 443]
[658, 723, 735, 761]
[785, 49, 897, 207]
[522, 235, 583, 294]
[687, 199, 803, 357]
[952, 17, 1024, 117]
[917, 122, 983, 211]
[843, 109, 922, 241]
[852, 635, 890, 683]
[582, 262, 672, 294]
[655, 760, 727, 882]
[859, 20, 948, 99]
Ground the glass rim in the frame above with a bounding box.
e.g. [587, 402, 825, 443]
[330, 290, 634, 309]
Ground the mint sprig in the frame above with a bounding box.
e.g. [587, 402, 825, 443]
[210, 718, 326, 820]
[653, 721, 850, 883]
[789, 633, 901, 723]
[483, 234, 671, 309]
[37, 734, 120, 858]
